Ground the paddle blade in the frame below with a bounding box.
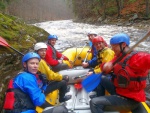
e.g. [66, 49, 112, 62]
[82, 73, 102, 92]
[0, 36, 9, 47]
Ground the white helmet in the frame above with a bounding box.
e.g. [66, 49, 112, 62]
[34, 42, 47, 51]
[87, 31, 97, 36]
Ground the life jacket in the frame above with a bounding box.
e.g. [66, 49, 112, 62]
[97, 47, 108, 64]
[113, 51, 147, 101]
[94, 47, 114, 74]
[3, 78, 35, 112]
[47, 43, 57, 60]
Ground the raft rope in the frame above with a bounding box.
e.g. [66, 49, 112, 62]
[79, 98, 89, 105]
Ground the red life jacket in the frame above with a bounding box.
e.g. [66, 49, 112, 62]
[113, 52, 147, 102]
[47, 44, 57, 60]
[3, 78, 35, 112]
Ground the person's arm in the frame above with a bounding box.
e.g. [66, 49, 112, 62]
[45, 46, 59, 66]
[129, 52, 150, 70]
[88, 57, 98, 67]
[38, 59, 63, 81]
[56, 51, 69, 61]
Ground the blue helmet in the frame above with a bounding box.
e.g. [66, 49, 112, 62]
[22, 52, 40, 64]
[48, 34, 58, 40]
[110, 33, 130, 46]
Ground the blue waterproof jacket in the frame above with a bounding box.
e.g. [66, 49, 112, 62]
[13, 72, 46, 113]
[88, 41, 98, 67]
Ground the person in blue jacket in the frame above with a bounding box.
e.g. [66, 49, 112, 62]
[3, 52, 69, 113]
[82, 31, 98, 68]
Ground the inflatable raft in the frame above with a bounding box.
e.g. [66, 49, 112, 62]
[36, 47, 150, 113]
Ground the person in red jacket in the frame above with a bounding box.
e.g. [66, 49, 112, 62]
[90, 33, 150, 113]
[45, 34, 70, 72]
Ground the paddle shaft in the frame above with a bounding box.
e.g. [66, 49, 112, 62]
[83, 50, 90, 63]
[71, 88, 79, 111]
[9, 46, 24, 56]
[73, 74, 87, 80]
[0, 40, 24, 56]
[113, 30, 150, 65]
[72, 42, 88, 65]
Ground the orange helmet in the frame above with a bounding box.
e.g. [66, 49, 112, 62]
[92, 36, 108, 47]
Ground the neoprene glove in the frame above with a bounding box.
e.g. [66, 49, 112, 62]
[39, 73, 48, 85]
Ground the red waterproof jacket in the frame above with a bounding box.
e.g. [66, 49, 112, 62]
[112, 52, 150, 102]
[45, 44, 69, 66]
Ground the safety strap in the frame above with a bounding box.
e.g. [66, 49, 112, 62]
[122, 51, 138, 68]
[117, 51, 147, 82]
[97, 47, 108, 64]
[130, 76, 147, 82]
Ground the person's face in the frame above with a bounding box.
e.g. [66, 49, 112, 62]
[88, 34, 96, 41]
[37, 48, 47, 59]
[23, 58, 39, 74]
[94, 42, 105, 51]
[48, 39, 57, 46]
[110, 44, 120, 56]
[111, 43, 127, 56]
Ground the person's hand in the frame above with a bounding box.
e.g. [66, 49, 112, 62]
[87, 50, 91, 53]
[102, 62, 113, 74]
[58, 60, 63, 64]
[86, 71, 93, 76]
[82, 62, 89, 68]
[62, 75, 69, 82]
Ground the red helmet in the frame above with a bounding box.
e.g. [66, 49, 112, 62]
[92, 36, 104, 44]
[92, 36, 108, 47]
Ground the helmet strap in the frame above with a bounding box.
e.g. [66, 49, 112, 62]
[23, 62, 29, 72]
[119, 43, 126, 54]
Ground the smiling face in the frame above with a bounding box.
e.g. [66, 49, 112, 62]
[94, 41, 105, 51]
[48, 39, 57, 46]
[37, 48, 47, 59]
[23, 58, 39, 74]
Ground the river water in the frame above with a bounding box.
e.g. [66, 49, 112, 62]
[34, 20, 150, 53]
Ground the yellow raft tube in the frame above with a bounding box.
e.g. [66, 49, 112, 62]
[62, 47, 92, 66]
[36, 47, 150, 113]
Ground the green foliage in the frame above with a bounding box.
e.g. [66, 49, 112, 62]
[0, 13, 49, 51]
[0, 1, 6, 10]
[0, 0, 13, 12]
[128, 0, 137, 3]
[92, 5, 101, 15]
[105, 6, 117, 15]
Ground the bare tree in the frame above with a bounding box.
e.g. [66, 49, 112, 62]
[115, 0, 124, 17]
[145, 0, 150, 17]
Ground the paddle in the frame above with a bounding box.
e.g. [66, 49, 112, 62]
[71, 83, 82, 112]
[72, 42, 88, 66]
[0, 36, 24, 56]
[82, 73, 101, 92]
[83, 49, 90, 63]
[72, 74, 87, 80]
[82, 30, 150, 92]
